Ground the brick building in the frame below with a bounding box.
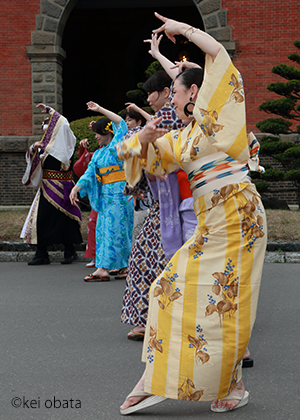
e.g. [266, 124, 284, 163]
[0, 0, 299, 206]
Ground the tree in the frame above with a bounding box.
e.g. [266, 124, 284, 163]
[256, 40, 300, 135]
[124, 60, 163, 114]
[255, 41, 300, 207]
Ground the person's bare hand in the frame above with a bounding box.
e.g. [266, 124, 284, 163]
[125, 103, 138, 112]
[79, 138, 89, 149]
[153, 12, 183, 44]
[33, 141, 44, 150]
[89, 120, 96, 129]
[139, 117, 165, 144]
[156, 174, 168, 181]
[36, 103, 50, 113]
[69, 187, 79, 206]
[144, 33, 163, 58]
[171, 61, 202, 73]
[128, 193, 147, 207]
[87, 101, 100, 113]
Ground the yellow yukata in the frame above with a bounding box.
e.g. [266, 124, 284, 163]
[117, 46, 267, 402]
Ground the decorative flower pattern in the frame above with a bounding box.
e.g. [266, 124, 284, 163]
[153, 277, 182, 311]
[205, 259, 239, 326]
[188, 329, 210, 365]
[178, 378, 204, 401]
[238, 195, 265, 252]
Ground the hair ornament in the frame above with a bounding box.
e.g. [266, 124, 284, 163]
[105, 121, 114, 134]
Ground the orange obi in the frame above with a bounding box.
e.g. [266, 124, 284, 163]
[43, 169, 73, 181]
[176, 169, 193, 200]
[96, 164, 126, 185]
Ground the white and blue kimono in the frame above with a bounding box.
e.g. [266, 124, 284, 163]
[77, 119, 134, 269]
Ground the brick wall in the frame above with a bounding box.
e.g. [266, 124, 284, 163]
[0, 0, 40, 137]
[222, 0, 300, 132]
[0, 152, 36, 206]
[0, 1, 299, 206]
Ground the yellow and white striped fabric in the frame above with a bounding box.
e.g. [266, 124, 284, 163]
[117, 46, 267, 401]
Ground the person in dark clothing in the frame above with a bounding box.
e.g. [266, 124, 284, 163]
[21, 103, 82, 265]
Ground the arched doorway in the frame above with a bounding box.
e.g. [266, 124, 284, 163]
[27, 0, 236, 133]
[62, 0, 205, 122]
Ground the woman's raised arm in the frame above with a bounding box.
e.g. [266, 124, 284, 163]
[86, 101, 121, 125]
[153, 12, 221, 61]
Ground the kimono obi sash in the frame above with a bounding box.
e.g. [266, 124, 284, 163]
[186, 151, 250, 200]
[96, 164, 126, 185]
[43, 169, 73, 181]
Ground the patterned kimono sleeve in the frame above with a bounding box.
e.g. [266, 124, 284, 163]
[117, 131, 180, 188]
[193, 46, 250, 163]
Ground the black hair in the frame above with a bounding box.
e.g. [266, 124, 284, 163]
[92, 118, 112, 136]
[124, 108, 147, 127]
[143, 70, 172, 94]
[175, 68, 204, 90]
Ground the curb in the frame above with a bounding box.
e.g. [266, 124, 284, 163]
[1, 249, 300, 264]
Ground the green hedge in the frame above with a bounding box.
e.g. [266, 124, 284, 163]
[70, 116, 103, 162]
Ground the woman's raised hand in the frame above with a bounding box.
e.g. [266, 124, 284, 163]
[144, 33, 163, 59]
[153, 12, 183, 43]
[171, 60, 202, 73]
[86, 101, 100, 113]
[125, 102, 138, 111]
[138, 117, 165, 144]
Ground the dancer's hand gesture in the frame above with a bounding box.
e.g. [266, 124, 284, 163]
[86, 101, 100, 113]
[139, 118, 165, 144]
[153, 12, 183, 43]
[144, 33, 163, 58]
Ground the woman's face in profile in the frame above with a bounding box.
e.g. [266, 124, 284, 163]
[147, 89, 168, 113]
[95, 132, 111, 146]
[171, 79, 193, 120]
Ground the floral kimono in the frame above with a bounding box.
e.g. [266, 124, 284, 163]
[77, 119, 134, 270]
[117, 46, 267, 401]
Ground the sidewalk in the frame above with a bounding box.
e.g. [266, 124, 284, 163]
[0, 262, 299, 419]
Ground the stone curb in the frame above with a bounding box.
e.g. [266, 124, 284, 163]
[1, 240, 300, 253]
[1, 250, 300, 264]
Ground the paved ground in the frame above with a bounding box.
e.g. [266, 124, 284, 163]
[0, 262, 299, 420]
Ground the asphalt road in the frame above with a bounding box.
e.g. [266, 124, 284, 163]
[0, 262, 299, 420]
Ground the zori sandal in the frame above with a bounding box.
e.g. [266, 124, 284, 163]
[127, 329, 145, 341]
[84, 274, 110, 282]
[211, 391, 249, 412]
[120, 391, 166, 415]
[109, 267, 128, 278]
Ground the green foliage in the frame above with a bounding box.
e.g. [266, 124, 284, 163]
[272, 63, 300, 81]
[256, 118, 292, 134]
[284, 169, 300, 181]
[144, 61, 163, 78]
[126, 89, 147, 107]
[124, 60, 165, 111]
[273, 145, 300, 169]
[288, 54, 300, 65]
[260, 139, 294, 155]
[70, 116, 103, 161]
[259, 97, 297, 118]
[253, 181, 270, 193]
[294, 40, 300, 49]
[256, 40, 300, 136]
[260, 168, 285, 181]
[267, 80, 300, 98]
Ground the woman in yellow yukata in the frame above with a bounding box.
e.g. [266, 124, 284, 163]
[118, 13, 267, 415]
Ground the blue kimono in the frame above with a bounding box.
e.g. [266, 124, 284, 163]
[77, 119, 134, 269]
